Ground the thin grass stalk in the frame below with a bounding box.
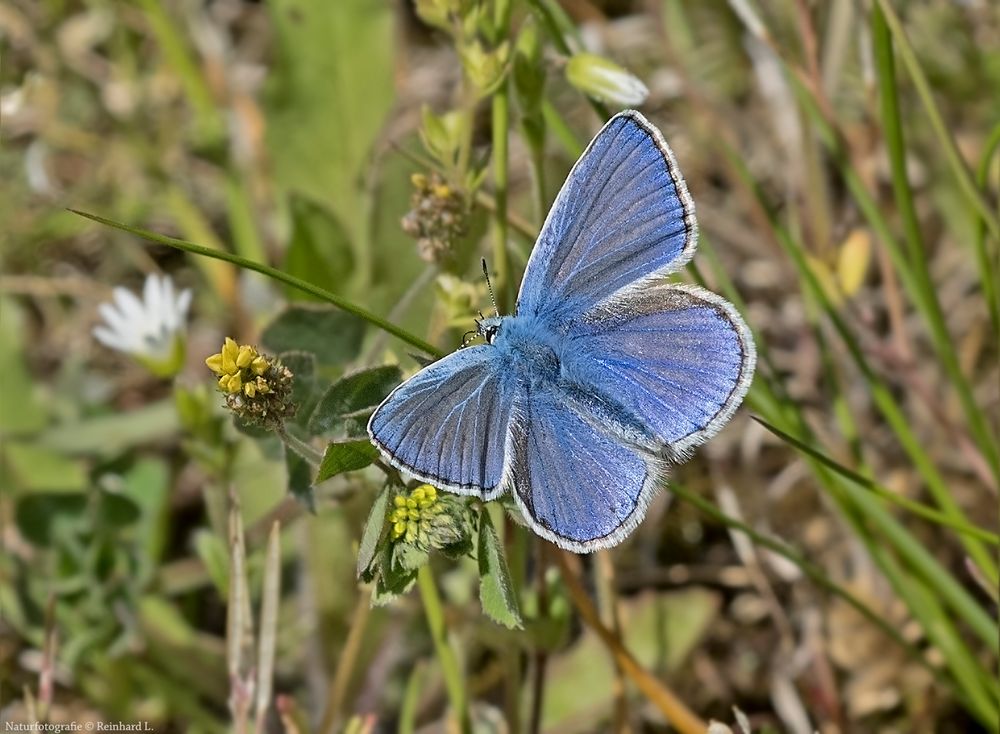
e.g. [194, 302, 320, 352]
[416, 565, 471, 734]
[492, 74, 515, 312]
[136, 0, 223, 142]
[974, 122, 1000, 340]
[870, 5, 1000, 484]
[754, 418, 999, 545]
[227, 488, 254, 733]
[321, 586, 373, 734]
[718, 145, 999, 586]
[663, 482, 987, 713]
[70, 210, 444, 359]
[254, 521, 282, 734]
[873, 0, 1000, 240]
[541, 100, 585, 158]
[723, 0, 1000, 486]
[698, 234, 998, 648]
[398, 662, 426, 734]
[747, 381, 998, 693]
[862, 544, 999, 727]
[790, 54, 1000, 489]
[699, 237, 997, 689]
[553, 552, 706, 734]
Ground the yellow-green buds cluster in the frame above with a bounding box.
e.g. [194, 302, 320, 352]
[401, 173, 468, 265]
[205, 338, 295, 428]
[389, 484, 467, 551]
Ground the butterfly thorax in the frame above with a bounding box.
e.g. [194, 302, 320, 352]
[487, 314, 564, 386]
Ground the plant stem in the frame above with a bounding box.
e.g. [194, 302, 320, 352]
[492, 73, 514, 312]
[276, 426, 324, 468]
[416, 565, 470, 733]
[554, 552, 706, 734]
[70, 209, 444, 359]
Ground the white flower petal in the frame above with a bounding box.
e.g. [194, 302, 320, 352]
[93, 325, 132, 352]
[159, 276, 178, 329]
[175, 288, 193, 319]
[144, 274, 163, 327]
[113, 286, 147, 326]
[97, 302, 129, 337]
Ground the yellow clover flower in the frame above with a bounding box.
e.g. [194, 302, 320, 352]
[205, 338, 295, 428]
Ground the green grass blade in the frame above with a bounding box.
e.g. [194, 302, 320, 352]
[719, 146, 999, 587]
[870, 3, 1000, 486]
[665, 482, 964, 696]
[874, 0, 1000, 241]
[754, 417, 999, 545]
[69, 209, 444, 359]
[974, 122, 1000, 340]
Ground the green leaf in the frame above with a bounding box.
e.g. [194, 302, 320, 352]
[15, 494, 87, 546]
[477, 511, 523, 629]
[393, 543, 430, 573]
[371, 544, 418, 606]
[0, 298, 46, 435]
[121, 459, 170, 565]
[264, 0, 395, 276]
[286, 445, 316, 512]
[308, 365, 401, 436]
[315, 439, 379, 482]
[96, 491, 142, 528]
[283, 194, 354, 302]
[357, 485, 390, 578]
[1, 443, 88, 493]
[261, 305, 366, 366]
[193, 529, 230, 598]
[40, 399, 179, 456]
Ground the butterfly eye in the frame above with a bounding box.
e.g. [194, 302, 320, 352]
[483, 325, 499, 344]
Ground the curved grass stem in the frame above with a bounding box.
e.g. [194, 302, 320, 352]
[70, 209, 444, 359]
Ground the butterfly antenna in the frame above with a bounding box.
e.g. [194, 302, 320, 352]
[482, 258, 499, 317]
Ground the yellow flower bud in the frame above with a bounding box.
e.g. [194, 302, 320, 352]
[226, 372, 243, 394]
[205, 353, 224, 374]
[236, 345, 255, 368]
[251, 356, 268, 376]
[221, 337, 239, 374]
[244, 382, 257, 398]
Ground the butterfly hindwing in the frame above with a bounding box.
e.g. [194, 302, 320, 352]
[516, 111, 696, 325]
[507, 384, 663, 552]
[367, 347, 520, 498]
[567, 283, 755, 457]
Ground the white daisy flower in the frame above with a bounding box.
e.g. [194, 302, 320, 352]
[93, 273, 192, 377]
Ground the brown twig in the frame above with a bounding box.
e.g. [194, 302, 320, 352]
[553, 551, 707, 734]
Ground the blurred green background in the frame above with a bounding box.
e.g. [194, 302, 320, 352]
[1, 1, 998, 733]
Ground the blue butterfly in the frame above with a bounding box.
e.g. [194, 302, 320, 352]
[368, 110, 755, 552]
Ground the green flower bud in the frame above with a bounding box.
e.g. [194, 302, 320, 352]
[565, 53, 649, 106]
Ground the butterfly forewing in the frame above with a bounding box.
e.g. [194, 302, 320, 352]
[367, 346, 520, 497]
[516, 111, 696, 325]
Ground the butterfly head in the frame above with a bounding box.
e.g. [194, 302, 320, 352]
[477, 315, 503, 345]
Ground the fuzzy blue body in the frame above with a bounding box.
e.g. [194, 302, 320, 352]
[368, 111, 756, 552]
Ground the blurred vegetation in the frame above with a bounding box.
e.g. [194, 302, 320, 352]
[1, 1, 998, 733]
